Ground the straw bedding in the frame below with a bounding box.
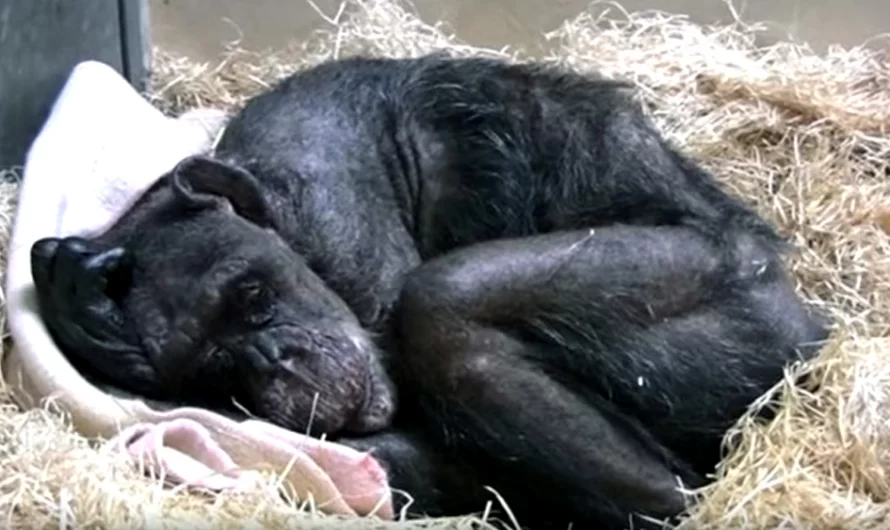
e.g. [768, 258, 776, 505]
[1, 0, 889, 527]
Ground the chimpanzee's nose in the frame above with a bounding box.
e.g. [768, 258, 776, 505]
[240, 333, 283, 373]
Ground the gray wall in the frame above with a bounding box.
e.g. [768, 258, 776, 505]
[150, 0, 890, 61]
[0, 0, 150, 168]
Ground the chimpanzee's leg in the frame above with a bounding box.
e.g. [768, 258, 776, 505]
[396, 225, 828, 529]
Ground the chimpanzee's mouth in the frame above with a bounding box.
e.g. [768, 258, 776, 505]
[230, 320, 394, 435]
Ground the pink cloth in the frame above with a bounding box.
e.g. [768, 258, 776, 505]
[111, 418, 393, 518]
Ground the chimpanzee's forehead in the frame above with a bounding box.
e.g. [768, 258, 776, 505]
[129, 208, 283, 260]
[123, 226, 295, 313]
[114, 219, 285, 300]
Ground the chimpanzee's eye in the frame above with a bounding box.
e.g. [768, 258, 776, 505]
[240, 281, 264, 303]
[233, 278, 274, 326]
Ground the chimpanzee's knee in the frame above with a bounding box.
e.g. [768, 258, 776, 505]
[397, 260, 490, 392]
[725, 231, 831, 359]
[746, 271, 831, 361]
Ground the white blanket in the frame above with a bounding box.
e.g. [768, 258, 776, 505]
[3, 60, 393, 519]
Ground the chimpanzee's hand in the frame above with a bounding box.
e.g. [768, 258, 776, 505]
[30, 236, 161, 395]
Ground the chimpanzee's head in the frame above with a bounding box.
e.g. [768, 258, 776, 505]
[30, 155, 395, 437]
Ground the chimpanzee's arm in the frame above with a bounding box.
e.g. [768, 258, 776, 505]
[293, 182, 421, 334]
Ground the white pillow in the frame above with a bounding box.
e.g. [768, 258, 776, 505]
[6, 60, 228, 427]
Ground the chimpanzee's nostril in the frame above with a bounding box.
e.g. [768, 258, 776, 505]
[242, 344, 273, 372]
[240, 333, 285, 374]
[256, 333, 282, 363]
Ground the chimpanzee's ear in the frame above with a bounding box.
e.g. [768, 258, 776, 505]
[171, 155, 277, 229]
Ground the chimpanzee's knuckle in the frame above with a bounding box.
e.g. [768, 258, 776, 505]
[31, 237, 60, 263]
[58, 236, 91, 256]
[30, 244, 58, 290]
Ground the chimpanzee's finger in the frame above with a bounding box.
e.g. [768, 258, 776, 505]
[79, 291, 130, 340]
[37, 237, 125, 343]
[52, 236, 97, 302]
[30, 238, 160, 394]
[60, 239, 123, 299]
[80, 247, 127, 293]
[48, 316, 160, 395]
[31, 237, 61, 288]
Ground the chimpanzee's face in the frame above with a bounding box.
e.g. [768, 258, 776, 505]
[32, 156, 395, 437]
[130, 212, 396, 436]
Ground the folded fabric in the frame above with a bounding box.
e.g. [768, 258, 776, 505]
[3, 60, 393, 520]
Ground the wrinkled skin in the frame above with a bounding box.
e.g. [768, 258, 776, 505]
[32, 54, 830, 529]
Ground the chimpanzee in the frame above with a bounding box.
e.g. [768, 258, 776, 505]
[30, 53, 829, 529]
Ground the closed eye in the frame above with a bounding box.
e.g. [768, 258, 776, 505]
[233, 278, 275, 327]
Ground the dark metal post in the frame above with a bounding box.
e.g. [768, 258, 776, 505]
[0, 0, 152, 169]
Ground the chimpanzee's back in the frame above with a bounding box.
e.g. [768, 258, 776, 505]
[215, 54, 778, 259]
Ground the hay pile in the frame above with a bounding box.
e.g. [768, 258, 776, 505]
[0, 0, 889, 527]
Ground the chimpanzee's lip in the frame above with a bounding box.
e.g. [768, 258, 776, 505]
[344, 356, 396, 434]
[355, 366, 378, 413]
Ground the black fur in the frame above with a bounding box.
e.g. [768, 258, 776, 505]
[31, 54, 829, 529]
